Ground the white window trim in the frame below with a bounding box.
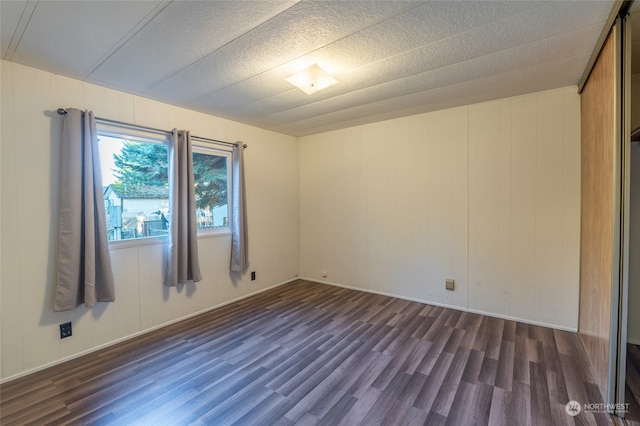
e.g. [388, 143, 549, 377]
[192, 143, 233, 236]
[97, 124, 233, 246]
[97, 122, 170, 144]
[97, 125, 170, 246]
[108, 231, 231, 251]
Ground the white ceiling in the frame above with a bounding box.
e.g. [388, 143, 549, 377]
[1, 0, 613, 136]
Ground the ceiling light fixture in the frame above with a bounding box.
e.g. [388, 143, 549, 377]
[286, 63, 338, 95]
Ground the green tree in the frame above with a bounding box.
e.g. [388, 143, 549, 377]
[193, 152, 227, 210]
[111, 141, 228, 210]
[113, 141, 168, 186]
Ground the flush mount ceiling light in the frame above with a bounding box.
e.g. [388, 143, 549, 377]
[286, 63, 338, 95]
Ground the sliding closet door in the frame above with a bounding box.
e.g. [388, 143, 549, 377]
[579, 21, 623, 405]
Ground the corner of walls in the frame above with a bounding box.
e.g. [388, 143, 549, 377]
[1, 59, 20, 379]
[298, 86, 581, 332]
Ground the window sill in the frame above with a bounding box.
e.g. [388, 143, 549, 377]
[108, 229, 231, 250]
[109, 236, 168, 250]
[197, 228, 232, 239]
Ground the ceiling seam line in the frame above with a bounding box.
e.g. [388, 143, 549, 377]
[241, 24, 600, 122]
[186, 1, 426, 103]
[3, 0, 38, 61]
[81, 0, 173, 81]
[274, 53, 588, 132]
[195, 1, 548, 104]
[333, 12, 601, 80]
[216, 4, 571, 118]
[140, 0, 303, 93]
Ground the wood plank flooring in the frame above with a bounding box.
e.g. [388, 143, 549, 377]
[626, 344, 640, 425]
[0, 280, 612, 425]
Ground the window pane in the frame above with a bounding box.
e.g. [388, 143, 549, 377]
[98, 135, 169, 241]
[193, 151, 229, 229]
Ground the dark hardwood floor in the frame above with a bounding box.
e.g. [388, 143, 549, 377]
[0, 280, 612, 425]
[626, 344, 640, 425]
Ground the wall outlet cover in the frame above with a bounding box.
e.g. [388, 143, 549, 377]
[445, 279, 455, 291]
[60, 322, 72, 339]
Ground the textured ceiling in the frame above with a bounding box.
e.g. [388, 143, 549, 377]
[1, 0, 613, 136]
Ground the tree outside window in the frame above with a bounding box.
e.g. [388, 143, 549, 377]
[98, 134, 230, 242]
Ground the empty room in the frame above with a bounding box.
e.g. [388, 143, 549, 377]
[1, 0, 637, 425]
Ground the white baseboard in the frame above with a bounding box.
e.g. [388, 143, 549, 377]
[4, 275, 579, 384]
[299, 276, 578, 333]
[628, 338, 640, 346]
[0, 277, 299, 385]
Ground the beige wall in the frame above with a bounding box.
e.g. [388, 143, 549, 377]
[0, 61, 299, 380]
[298, 87, 581, 330]
[0, 59, 584, 381]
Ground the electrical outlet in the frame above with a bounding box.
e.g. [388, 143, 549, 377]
[60, 322, 72, 339]
[251, 271, 256, 281]
[321, 271, 328, 278]
[445, 278, 455, 291]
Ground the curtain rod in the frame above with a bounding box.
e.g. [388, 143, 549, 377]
[56, 108, 246, 149]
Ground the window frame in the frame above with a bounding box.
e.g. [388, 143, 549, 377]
[96, 123, 234, 248]
[191, 143, 233, 238]
[97, 124, 171, 248]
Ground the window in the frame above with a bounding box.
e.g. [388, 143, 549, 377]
[97, 126, 232, 243]
[193, 146, 231, 232]
[98, 131, 170, 242]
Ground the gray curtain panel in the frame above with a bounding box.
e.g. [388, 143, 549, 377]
[54, 109, 115, 311]
[230, 142, 249, 272]
[165, 130, 202, 286]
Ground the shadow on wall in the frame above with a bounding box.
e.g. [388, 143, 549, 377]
[629, 143, 640, 344]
